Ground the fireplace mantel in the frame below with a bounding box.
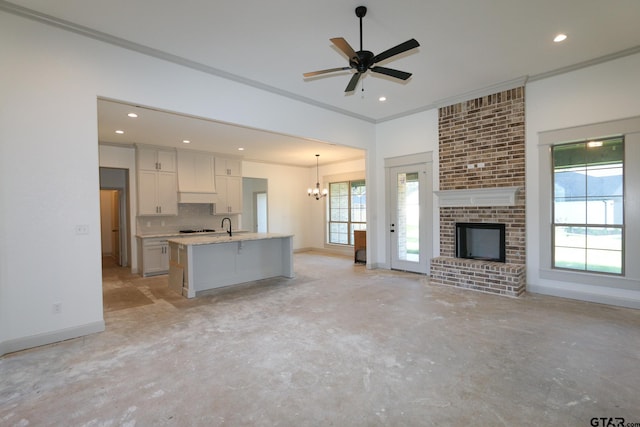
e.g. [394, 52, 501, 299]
[434, 186, 520, 207]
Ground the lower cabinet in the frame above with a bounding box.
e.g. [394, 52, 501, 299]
[138, 237, 169, 276]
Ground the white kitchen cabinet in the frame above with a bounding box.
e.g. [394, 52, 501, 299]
[137, 146, 176, 172]
[177, 150, 216, 194]
[136, 146, 178, 215]
[213, 175, 243, 214]
[215, 157, 242, 177]
[138, 237, 169, 276]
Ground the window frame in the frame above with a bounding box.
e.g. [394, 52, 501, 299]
[537, 115, 640, 289]
[550, 138, 625, 275]
[328, 179, 366, 246]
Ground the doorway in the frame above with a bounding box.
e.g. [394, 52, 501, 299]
[386, 153, 433, 274]
[99, 167, 130, 267]
[100, 189, 122, 264]
[242, 178, 268, 232]
[255, 192, 268, 233]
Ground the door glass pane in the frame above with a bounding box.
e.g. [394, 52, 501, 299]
[397, 172, 420, 262]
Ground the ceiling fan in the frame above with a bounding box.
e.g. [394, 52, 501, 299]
[303, 6, 420, 93]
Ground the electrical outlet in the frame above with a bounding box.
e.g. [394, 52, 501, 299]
[75, 224, 89, 235]
[53, 303, 62, 314]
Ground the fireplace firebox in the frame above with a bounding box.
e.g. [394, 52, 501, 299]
[456, 222, 506, 263]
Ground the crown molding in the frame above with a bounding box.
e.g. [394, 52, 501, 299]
[3, 1, 639, 126]
[0, 0, 375, 124]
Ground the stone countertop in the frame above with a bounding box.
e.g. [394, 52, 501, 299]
[166, 232, 293, 246]
[136, 231, 248, 239]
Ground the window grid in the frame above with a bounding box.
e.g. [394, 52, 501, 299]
[329, 180, 366, 245]
[552, 137, 624, 275]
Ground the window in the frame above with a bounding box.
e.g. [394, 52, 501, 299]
[329, 180, 366, 245]
[552, 137, 624, 274]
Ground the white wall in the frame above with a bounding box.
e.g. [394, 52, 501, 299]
[242, 161, 313, 250]
[526, 52, 640, 308]
[0, 11, 374, 355]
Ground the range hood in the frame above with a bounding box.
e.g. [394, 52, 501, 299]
[178, 192, 218, 204]
[177, 150, 217, 204]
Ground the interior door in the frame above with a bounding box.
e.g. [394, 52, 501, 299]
[389, 164, 430, 273]
[110, 190, 121, 266]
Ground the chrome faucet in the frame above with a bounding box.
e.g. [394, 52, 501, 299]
[221, 217, 232, 237]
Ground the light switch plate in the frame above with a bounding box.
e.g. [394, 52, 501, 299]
[75, 224, 89, 235]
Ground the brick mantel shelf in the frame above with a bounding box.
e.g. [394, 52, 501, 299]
[434, 186, 521, 207]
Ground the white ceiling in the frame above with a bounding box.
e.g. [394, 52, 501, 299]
[4, 0, 640, 165]
[97, 99, 365, 167]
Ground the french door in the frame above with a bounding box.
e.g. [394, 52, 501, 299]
[388, 162, 431, 273]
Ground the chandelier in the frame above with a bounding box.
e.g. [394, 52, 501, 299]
[308, 154, 328, 200]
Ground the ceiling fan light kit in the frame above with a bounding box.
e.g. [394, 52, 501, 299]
[304, 6, 420, 93]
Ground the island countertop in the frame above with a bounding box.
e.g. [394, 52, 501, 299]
[166, 232, 294, 246]
[167, 232, 295, 298]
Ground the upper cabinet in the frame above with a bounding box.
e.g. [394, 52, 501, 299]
[215, 157, 242, 177]
[136, 145, 178, 216]
[177, 150, 216, 203]
[213, 175, 243, 214]
[137, 146, 177, 172]
[212, 156, 243, 214]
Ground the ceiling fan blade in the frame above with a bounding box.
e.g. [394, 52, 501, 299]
[371, 38, 420, 64]
[331, 37, 359, 63]
[345, 72, 362, 92]
[303, 67, 351, 78]
[371, 66, 412, 80]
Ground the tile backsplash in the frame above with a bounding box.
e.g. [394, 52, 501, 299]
[136, 203, 238, 235]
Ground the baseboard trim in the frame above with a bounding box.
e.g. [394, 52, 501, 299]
[0, 321, 105, 357]
[295, 246, 353, 257]
[528, 283, 640, 310]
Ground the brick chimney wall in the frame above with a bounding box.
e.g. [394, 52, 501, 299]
[438, 87, 526, 265]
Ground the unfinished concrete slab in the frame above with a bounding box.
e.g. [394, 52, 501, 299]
[1, 252, 639, 426]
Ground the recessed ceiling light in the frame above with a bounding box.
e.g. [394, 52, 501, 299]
[587, 140, 603, 148]
[127, 112, 138, 118]
[238, 147, 245, 151]
[115, 130, 124, 134]
[182, 139, 191, 144]
[379, 96, 387, 102]
[554, 33, 567, 43]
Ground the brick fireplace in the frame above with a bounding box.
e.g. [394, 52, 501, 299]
[430, 88, 526, 297]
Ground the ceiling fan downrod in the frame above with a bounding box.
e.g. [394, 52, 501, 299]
[356, 6, 367, 52]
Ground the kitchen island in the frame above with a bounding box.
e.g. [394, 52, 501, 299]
[167, 233, 294, 298]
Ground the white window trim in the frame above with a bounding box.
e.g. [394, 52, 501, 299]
[538, 116, 640, 289]
[323, 171, 366, 251]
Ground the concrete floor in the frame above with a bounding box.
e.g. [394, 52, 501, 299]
[1, 252, 639, 426]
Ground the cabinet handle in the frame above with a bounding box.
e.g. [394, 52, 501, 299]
[159, 162, 162, 170]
